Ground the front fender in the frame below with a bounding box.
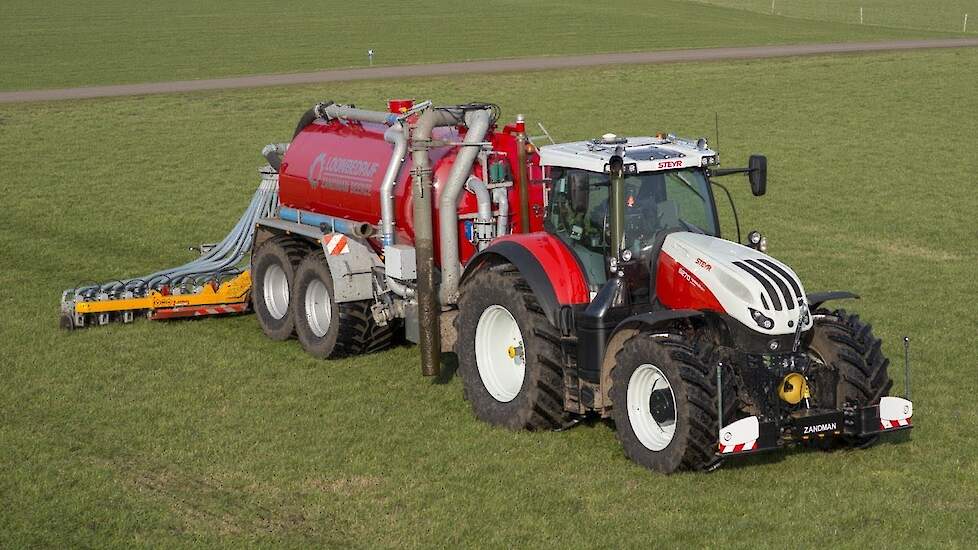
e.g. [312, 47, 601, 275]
[807, 291, 860, 311]
[595, 309, 705, 413]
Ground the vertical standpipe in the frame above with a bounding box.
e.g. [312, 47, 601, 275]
[410, 108, 465, 377]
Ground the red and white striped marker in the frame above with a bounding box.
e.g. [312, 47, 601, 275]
[150, 302, 249, 320]
[718, 416, 760, 454]
[720, 439, 757, 454]
[879, 396, 913, 430]
[323, 233, 350, 256]
[880, 417, 912, 430]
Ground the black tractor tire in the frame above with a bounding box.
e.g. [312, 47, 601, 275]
[292, 250, 394, 359]
[610, 331, 734, 474]
[807, 308, 893, 447]
[252, 236, 307, 341]
[455, 264, 571, 431]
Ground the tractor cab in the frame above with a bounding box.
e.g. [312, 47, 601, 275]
[539, 133, 723, 299]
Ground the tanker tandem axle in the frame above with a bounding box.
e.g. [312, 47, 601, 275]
[64, 100, 914, 474]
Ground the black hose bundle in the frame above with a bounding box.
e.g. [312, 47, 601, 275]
[292, 101, 335, 138]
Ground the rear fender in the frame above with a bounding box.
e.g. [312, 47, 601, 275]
[461, 234, 590, 328]
[255, 217, 378, 302]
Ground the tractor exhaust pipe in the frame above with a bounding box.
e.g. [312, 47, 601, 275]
[514, 114, 532, 233]
[608, 153, 626, 259]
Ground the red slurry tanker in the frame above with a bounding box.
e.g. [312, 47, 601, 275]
[64, 100, 914, 474]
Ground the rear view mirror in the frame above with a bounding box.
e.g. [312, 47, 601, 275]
[748, 155, 767, 196]
[569, 172, 589, 212]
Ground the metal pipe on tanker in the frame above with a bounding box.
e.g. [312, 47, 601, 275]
[410, 107, 460, 377]
[279, 207, 375, 238]
[463, 176, 493, 248]
[321, 103, 398, 126]
[381, 123, 408, 248]
[493, 187, 510, 237]
[514, 115, 532, 233]
[437, 109, 492, 305]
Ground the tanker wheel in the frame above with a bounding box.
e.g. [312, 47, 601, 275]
[807, 308, 893, 448]
[252, 236, 307, 341]
[610, 331, 730, 474]
[292, 250, 394, 359]
[455, 264, 571, 431]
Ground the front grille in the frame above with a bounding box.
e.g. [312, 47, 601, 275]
[734, 258, 802, 312]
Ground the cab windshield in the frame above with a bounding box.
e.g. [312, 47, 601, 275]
[546, 167, 718, 283]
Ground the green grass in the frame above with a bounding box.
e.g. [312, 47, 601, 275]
[2, 48, 978, 547]
[0, 0, 958, 92]
[689, 0, 978, 33]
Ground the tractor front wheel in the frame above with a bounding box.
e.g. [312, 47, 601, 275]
[610, 331, 727, 474]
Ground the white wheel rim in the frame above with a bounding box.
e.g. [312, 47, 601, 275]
[304, 279, 333, 337]
[474, 305, 526, 402]
[627, 364, 678, 451]
[263, 263, 289, 320]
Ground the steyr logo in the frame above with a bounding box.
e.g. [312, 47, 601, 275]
[657, 160, 683, 169]
[695, 258, 712, 271]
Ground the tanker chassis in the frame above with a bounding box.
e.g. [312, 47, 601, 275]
[242, 99, 913, 474]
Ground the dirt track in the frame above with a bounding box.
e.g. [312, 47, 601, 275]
[3, 38, 977, 104]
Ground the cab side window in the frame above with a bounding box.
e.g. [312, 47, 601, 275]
[545, 168, 610, 286]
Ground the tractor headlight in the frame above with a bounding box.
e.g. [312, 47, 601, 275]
[749, 307, 775, 330]
[747, 230, 767, 252]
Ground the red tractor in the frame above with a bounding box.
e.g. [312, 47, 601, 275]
[247, 100, 912, 473]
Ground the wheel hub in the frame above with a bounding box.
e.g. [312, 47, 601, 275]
[304, 278, 332, 337]
[263, 263, 289, 320]
[475, 305, 526, 402]
[627, 364, 678, 451]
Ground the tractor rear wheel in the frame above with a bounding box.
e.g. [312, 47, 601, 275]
[292, 250, 394, 359]
[252, 236, 307, 340]
[807, 308, 893, 447]
[455, 264, 570, 430]
[610, 331, 729, 474]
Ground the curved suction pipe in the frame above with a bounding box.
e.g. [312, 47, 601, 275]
[437, 108, 492, 305]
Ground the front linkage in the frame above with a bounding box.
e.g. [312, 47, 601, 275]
[715, 338, 914, 460]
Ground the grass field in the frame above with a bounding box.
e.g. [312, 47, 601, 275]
[0, 0, 957, 92]
[2, 48, 978, 547]
[689, 0, 978, 34]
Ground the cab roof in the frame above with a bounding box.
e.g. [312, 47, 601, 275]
[538, 134, 718, 173]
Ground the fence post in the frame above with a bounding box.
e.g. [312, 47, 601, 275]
[860, 7, 864, 24]
[965, 13, 969, 32]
